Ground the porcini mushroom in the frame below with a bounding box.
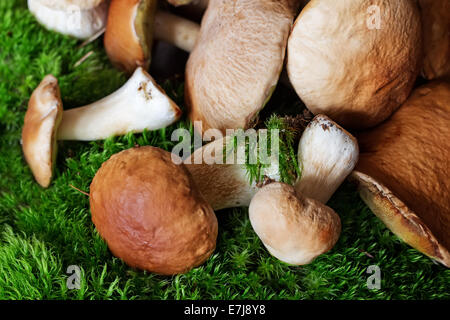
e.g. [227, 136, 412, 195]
[90, 146, 218, 275]
[22, 75, 63, 188]
[287, 0, 422, 129]
[58, 67, 181, 141]
[184, 115, 358, 210]
[351, 81, 450, 267]
[28, 0, 109, 39]
[22, 67, 181, 187]
[249, 182, 341, 265]
[418, 0, 450, 80]
[185, 0, 300, 134]
[104, 0, 200, 73]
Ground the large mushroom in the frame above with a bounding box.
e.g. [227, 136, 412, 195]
[185, 0, 300, 134]
[418, 0, 450, 80]
[28, 0, 109, 39]
[351, 81, 450, 267]
[287, 0, 422, 129]
[90, 146, 218, 275]
[22, 67, 181, 187]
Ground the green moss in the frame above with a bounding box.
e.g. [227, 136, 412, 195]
[0, 0, 448, 300]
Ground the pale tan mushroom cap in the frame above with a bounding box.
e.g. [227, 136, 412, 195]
[287, 0, 422, 129]
[352, 81, 450, 267]
[22, 75, 63, 188]
[185, 0, 298, 133]
[249, 182, 341, 265]
[418, 0, 450, 80]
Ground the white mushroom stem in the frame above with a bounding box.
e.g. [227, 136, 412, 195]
[28, 0, 109, 39]
[154, 10, 200, 53]
[294, 115, 359, 203]
[184, 115, 359, 210]
[57, 67, 181, 141]
[184, 134, 280, 211]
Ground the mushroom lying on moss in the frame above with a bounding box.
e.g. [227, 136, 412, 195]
[351, 81, 450, 267]
[90, 146, 218, 275]
[22, 68, 181, 187]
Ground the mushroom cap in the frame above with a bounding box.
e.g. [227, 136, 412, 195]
[418, 0, 450, 80]
[185, 0, 299, 134]
[249, 182, 341, 265]
[352, 81, 450, 267]
[89, 146, 218, 275]
[22, 75, 63, 188]
[287, 0, 422, 129]
[104, 0, 157, 74]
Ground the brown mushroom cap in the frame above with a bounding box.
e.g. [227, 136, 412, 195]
[104, 0, 157, 74]
[352, 81, 450, 267]
[185, 0, 299, 134]
[418, 0, 450, 80]
[89, 146, 218, 275]
[249, 182, 341, 265]
[287, 0, 422, 129]
[22, 75, 63, 188]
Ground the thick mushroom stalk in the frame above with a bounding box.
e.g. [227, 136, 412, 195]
[22, 75, 63, 188]
[185, 0, 300, 134]
[351, 81, 450, 267]
[184, 115, 358, 210]
[294, 115, 359, 204]
[184, 134, 280, 211]
[249, 182, 341, 265]
[58, 67, 182, 141]
[28, 0, 109, 39]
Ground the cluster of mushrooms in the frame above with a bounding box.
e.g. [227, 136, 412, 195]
[21, 0, 449, 275]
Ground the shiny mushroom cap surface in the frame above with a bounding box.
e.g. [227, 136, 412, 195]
[90, 146, 218, 275]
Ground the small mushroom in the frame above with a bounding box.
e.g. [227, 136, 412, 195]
[90, 146, 218, 275]
[184, 115, 358, 210]
[185, 0, 300, 134]
[351, 81, 450, 267]
[249, 182, 341, 265]
[21, 75, 63, 188]
[287, 0, 422, 129]
[23, 67, 181, 187]
[418, 0, 450, 80]
[28, 0, 109, 39]
[104, 0, 200, 73]
[58, 67, 181, 141]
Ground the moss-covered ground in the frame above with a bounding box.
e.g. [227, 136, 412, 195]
[0, 0, 448, 300]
